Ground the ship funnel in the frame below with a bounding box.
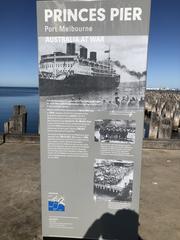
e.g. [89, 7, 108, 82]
[80, 46, 88, 59]
[90, 52, 97, 62]
[66, 43, 75, 55]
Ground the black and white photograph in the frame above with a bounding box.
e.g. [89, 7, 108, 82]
[38, 36, 148, 111]
[94, 119, 136, 144]
[94, 159, 134, 202]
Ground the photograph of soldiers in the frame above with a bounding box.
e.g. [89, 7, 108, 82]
[94, 119, 136, 143]
[94, 159, 134, 202]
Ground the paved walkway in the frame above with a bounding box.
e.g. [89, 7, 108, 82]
[0, 143, 180, 240]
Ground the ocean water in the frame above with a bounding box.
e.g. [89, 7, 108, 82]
[0, 87, 39, 133]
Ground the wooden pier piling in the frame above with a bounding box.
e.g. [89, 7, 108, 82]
[145, 90, 180, 140]
[4, 105, 27, 134]
[149, 113, 159, 139]
[158, 118, 172, 139]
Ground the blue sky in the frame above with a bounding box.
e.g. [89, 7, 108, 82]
[0, 0, 180, 88]
[147, 0, 180, 89]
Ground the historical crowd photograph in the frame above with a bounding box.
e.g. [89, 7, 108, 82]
[94, 159, 134, 202]
[38, 36, 148, 111]
[94, 119, 136, 144]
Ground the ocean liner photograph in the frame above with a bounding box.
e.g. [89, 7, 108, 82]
[94, 159, 134, 202]
[94, 119, 136, 144]
[39, 42, 120, 95]
[39, 36, 148, 111]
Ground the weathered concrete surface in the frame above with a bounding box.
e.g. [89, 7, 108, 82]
[0, 143, 180, 240]
[139, 149, 180, 240]
[0, 134, 4, 144]
[0, 143, 41, 240]
[5, 134, 40, 144]
[3, 134, 180, 149]
[143, 139, 180, 150]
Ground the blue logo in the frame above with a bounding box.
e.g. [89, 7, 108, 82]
[48, 201, 65, 212]
[48, 194, 65, 212]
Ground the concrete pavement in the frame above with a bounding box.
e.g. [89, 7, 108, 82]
[0, 143, 180, 240]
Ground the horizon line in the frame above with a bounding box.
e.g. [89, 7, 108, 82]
[0, 86, 179, 90]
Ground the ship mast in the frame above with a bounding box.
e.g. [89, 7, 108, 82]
[108, 45, 111, 63]
[108, 45, 112, 72]
[54, 52, 56, 78]
[104, 45, 111, 67]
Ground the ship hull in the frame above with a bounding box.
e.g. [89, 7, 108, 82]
[39, 74, 120, 96]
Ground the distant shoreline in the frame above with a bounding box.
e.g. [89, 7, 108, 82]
[0, 86, 179, 92]
[0, 86, 38, 89]
[146, 88, 180, 92]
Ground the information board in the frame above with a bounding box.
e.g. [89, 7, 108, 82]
[37, 0, 151, 238]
